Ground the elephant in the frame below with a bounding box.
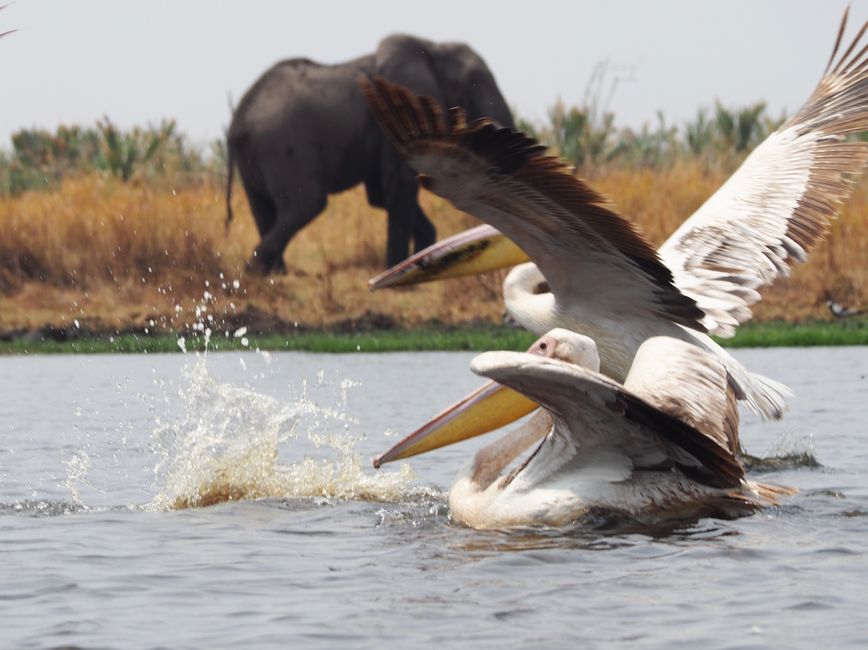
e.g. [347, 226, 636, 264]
[226, 34, 513, 273]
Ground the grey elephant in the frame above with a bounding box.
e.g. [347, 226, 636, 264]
[226, 34, 513, 273]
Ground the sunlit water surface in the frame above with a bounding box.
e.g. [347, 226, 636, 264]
[1, 347, 867, 649]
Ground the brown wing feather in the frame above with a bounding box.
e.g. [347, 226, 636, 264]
[360, 75, 706, 332]
[781, 12, 868, 252]
[616, 391, 744, 488]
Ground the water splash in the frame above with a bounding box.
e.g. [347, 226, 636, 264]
[63, 448, 93, 507]
[743, 432, 821, 472]
[0, 500, 87, 517]
[148, 358, 421, 511]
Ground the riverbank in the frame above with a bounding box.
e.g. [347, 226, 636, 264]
[1, 320, 865, 355]
[2, 169, 867, 340]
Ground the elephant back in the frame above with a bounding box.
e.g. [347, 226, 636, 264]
[373, 34, 513, 129]
[374, 35, 450, 108]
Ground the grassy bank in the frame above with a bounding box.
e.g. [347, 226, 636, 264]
[1, 156, 867, 340]
[2, 320, 865, 355]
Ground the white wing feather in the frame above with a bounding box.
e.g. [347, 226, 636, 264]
[659, 14, 868, 336]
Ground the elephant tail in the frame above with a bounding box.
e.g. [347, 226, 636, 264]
[225, 142, 235, 231]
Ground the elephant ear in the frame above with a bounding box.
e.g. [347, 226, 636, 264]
[374, 34, 448, 108]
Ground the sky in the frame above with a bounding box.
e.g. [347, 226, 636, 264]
[0, 0, 859, 149]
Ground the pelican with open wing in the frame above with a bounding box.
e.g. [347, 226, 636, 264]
[375, 330, 792, 529]
[363, 10, 868, 421]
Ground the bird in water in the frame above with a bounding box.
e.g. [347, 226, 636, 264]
[362, 9, 868, 425]
[375, 329, 793, 529]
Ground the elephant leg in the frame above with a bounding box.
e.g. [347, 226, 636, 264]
[386, 208, 413, 267]
[244, 186, 277, 241]
[386, 184, 427, 266]
[250, 192, 327, 274]
[411, 206, 436, 254]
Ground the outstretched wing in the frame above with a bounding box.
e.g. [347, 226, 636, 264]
[361, 76, 705, 332]
[470, 346, 744, 489]
[659, 10, 868, 337]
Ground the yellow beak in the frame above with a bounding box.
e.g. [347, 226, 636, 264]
[373, 380, 538, 467]
[368, 224, 529, 290]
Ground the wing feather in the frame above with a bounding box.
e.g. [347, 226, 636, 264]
[470, 350, 744, 489]
[659, 12, 868, 336]
[624, 337, 740, 457]
[361, 75, 706, 332]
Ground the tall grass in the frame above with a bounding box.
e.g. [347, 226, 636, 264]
[1, 162, 865, 333]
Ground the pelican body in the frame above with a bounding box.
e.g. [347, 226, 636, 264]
[376, 330, 792, 529]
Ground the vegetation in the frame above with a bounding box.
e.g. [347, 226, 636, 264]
[0, 96, 866, 347]
[0, 119, 222, 195]
[0, 84, 788, 198]
[514, 63, 787, 171]
[2, 321, 866, 356]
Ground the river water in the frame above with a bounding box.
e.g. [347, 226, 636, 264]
[1, 346, 866, 649]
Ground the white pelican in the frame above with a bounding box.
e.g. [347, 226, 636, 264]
[362, 11, 868, 421]
[375, 329, 792, 529]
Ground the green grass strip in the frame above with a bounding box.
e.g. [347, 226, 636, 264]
[0, 320, 865, 355]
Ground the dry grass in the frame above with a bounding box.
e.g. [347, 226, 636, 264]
[1, 165, 866, 333]
[587, 161, 868, 322]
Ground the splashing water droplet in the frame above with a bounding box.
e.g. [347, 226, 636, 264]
[63, 449, 92, 507]
[148, 359, 422, 511]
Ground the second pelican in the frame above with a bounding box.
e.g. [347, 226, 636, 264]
[375, 329, 792, 529]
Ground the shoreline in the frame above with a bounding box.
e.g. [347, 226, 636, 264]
[1, 320, 866, 355]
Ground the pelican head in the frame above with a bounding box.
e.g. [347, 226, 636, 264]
[527, 327, 600, 372]
[501, 262, 556, 335]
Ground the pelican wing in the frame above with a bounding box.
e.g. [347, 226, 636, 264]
[471, 347, 744, 489]
[659, 10, 868, 337]
[624, 336, 740, 456]
[362, 76, 705, 332]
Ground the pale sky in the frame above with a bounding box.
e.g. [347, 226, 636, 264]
[0, 0, 859, 149]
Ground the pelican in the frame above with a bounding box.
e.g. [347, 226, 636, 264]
[375, 329, 792, 529]
[362, 11, 868, 422]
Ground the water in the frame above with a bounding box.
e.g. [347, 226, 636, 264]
[1, 347, 867, 649]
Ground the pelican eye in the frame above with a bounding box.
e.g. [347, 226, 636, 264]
[539, 342, 547, 351]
